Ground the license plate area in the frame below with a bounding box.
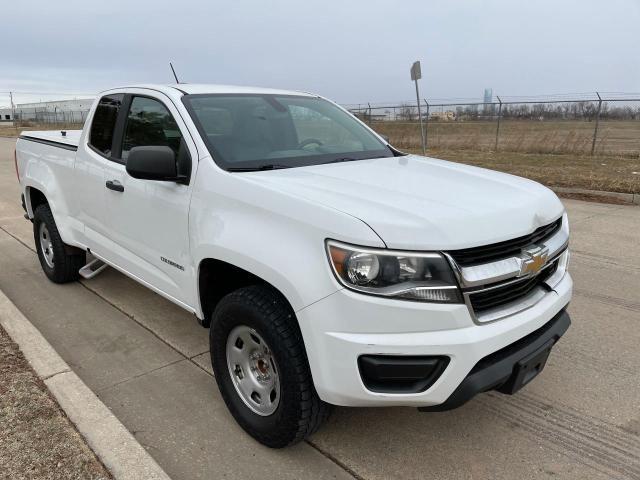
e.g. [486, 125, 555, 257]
[497, 339, 555, 394]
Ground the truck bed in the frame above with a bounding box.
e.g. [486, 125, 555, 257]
[20, 130, 82, 149]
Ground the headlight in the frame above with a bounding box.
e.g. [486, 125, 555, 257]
[326, 240, 462, 303]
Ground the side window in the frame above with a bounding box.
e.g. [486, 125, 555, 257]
[89, 94, 124, 156]
[121, 97, 183, 161]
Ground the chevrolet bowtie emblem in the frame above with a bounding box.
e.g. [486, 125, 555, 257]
[519, 246, 549, 276]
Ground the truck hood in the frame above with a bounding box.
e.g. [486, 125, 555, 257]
[245, 155, 565, 250]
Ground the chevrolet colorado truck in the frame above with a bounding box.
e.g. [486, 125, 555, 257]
[14, 84, 572, 448]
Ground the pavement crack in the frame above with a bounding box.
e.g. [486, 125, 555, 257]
[97, 358, 185, 393]
[305, 439, 363, 480]
[189, 350, 209, 360]
[42, 368, 71, 381]
[0, 224, 36, 253]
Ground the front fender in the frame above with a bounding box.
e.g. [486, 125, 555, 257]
[189, 159, 385, 315]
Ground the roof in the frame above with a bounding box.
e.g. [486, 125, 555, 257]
[100, 83, 316, 98]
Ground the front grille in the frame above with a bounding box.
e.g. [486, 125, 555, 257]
[449, 218, 562, 267]
[468, 260, 558, 313]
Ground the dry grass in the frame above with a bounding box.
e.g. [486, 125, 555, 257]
[0, 325, 112, 479]
[411, 149, 640, 194]
[0, 123, 83, 138]
[373, 119, 640, 194]
[373, 120, 640, 157]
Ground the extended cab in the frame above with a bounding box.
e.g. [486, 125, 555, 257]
[15, 84, 572, 447]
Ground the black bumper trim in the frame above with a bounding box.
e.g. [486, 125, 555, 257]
[358, 355, 450, 394]
[418, 308, 571, 412]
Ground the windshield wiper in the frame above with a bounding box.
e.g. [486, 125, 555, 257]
[324, 157, 356, 164]
[227, 164, 291, 172]
[322, 155, 388, 165]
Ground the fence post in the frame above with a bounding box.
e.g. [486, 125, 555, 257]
[591, 92, 602, 156]
[423, 99, 430, 151]
[9, 91, 16, 122]
[368, 103, 372, 126]
[495, 96, 503, 151]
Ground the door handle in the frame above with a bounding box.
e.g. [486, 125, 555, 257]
[105, 180, 124, 192]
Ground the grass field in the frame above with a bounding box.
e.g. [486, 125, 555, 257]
[373, 119, 640, 157]
[0, 325, 111, 479]
[373, 119, 640, 194]
[0, 123, 83, 138]
[417, 149, 640, 194]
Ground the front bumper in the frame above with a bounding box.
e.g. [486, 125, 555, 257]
[419, 308, 570, 411]
[297, 271, 572, 407]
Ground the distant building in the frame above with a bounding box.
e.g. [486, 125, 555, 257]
[0, 106, 14, 121]
[483, 88, 495, 116]
[1, 98, 94, 123]
[429, 110, 456, 121]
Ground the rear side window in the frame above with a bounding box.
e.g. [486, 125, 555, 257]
[89, 94, 123, 156]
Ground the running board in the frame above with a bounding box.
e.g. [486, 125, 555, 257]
[79, 259, 108, 279]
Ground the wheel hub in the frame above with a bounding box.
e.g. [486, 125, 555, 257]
[38, 223, 54, 268]
[226, 326, 281, 416]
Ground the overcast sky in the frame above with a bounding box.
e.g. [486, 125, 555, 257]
[2, 0, 639, 106]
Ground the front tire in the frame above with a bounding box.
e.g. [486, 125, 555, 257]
[33, 204, 86, 283]
[210, 285, 331, 448]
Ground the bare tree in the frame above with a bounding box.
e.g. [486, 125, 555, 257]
[398, 103, 417, 121]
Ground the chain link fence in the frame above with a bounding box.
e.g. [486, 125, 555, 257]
[345, 94, 640, 194]
[12, 109, 89, 126]
[0, 92, 93, 130]
[345, 94, 640, 157]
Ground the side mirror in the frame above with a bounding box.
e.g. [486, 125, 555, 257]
[126, 146, 183, 182]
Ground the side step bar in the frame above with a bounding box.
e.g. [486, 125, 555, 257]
[79, 258, 108, 279]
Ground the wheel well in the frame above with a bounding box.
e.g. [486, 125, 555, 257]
[199, 259, 274, 327]
[27, 187, 48, 214]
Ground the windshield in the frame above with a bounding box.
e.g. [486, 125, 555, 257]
[182, 94, 394, 171]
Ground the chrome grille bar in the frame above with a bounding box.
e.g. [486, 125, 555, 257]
[445, 213, 570, 324]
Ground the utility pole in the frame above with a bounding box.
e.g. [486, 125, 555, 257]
[410, 61, 426, 155]
[9, 91, 16, 121]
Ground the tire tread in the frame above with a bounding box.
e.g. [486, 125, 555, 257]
[211, 285, 331, 447]
[33, 204, 85, 283]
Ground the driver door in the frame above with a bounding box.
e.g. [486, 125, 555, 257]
[100, 93, 198, 310]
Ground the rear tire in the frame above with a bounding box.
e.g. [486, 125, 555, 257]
[210, 285, 331, 448]
[33, 204, 86, 283]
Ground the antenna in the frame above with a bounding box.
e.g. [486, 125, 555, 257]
[169, 62, 180, 84]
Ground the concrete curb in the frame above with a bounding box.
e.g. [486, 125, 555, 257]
[552, 186, 640, 205]
[0, 289, 172, 480]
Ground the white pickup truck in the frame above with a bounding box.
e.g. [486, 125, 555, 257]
[15, 84, 572, 447]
